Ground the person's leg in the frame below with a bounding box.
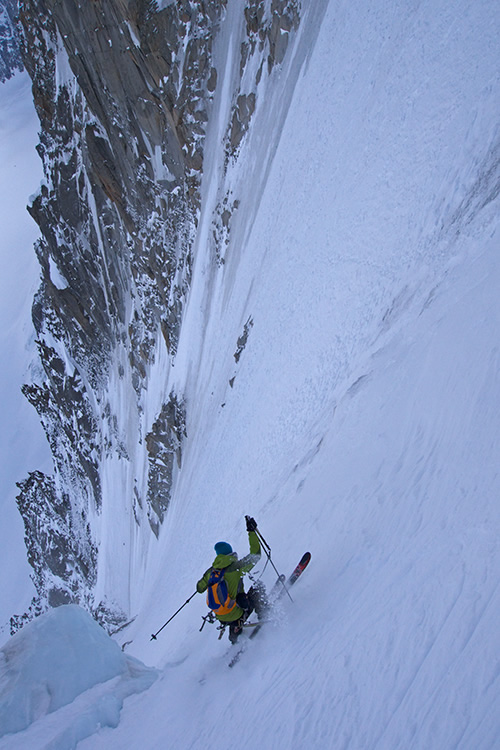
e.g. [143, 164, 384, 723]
[229, 618, 244, 643]
[247, 580, 268, 618]
[236, 591, 253, 615]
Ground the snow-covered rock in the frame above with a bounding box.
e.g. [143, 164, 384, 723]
[0, 0, 23, 82]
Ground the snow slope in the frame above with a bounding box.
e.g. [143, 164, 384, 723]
[3, 0, 500, 747]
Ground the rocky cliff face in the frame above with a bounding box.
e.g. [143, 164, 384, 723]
[0, 0, 23, 80]
[13, 0, 301, 632]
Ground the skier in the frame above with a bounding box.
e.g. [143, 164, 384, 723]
[196, 516, 267, 643]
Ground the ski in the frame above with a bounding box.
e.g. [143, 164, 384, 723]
[266, 573, 286, 601]
[229, 551, 311, 667]
[249, 550, 311, 635]
[241, 619, 272, 629]
[283, 551, 311, 589]
[263, 551, 311, 604]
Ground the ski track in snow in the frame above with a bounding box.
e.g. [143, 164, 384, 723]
[3, 0, 500, 747]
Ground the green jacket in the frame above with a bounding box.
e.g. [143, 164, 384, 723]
[197, 530, 261, 622]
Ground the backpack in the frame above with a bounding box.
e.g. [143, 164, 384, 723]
[206, 568, 238, 616]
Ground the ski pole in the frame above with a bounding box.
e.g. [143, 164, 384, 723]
[254, 527, 293, 603]
[151, 591, 197, 641]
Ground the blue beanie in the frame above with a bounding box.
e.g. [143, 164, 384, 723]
[214, 541, 233, 555]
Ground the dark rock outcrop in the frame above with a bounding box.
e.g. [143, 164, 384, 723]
[145, 392, 187, 537]
[12, 470, 98, 634]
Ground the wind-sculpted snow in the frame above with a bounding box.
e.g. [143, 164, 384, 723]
[0, 605, 157, 748]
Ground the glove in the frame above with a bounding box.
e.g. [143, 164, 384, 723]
[245, 515, 257, 532]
